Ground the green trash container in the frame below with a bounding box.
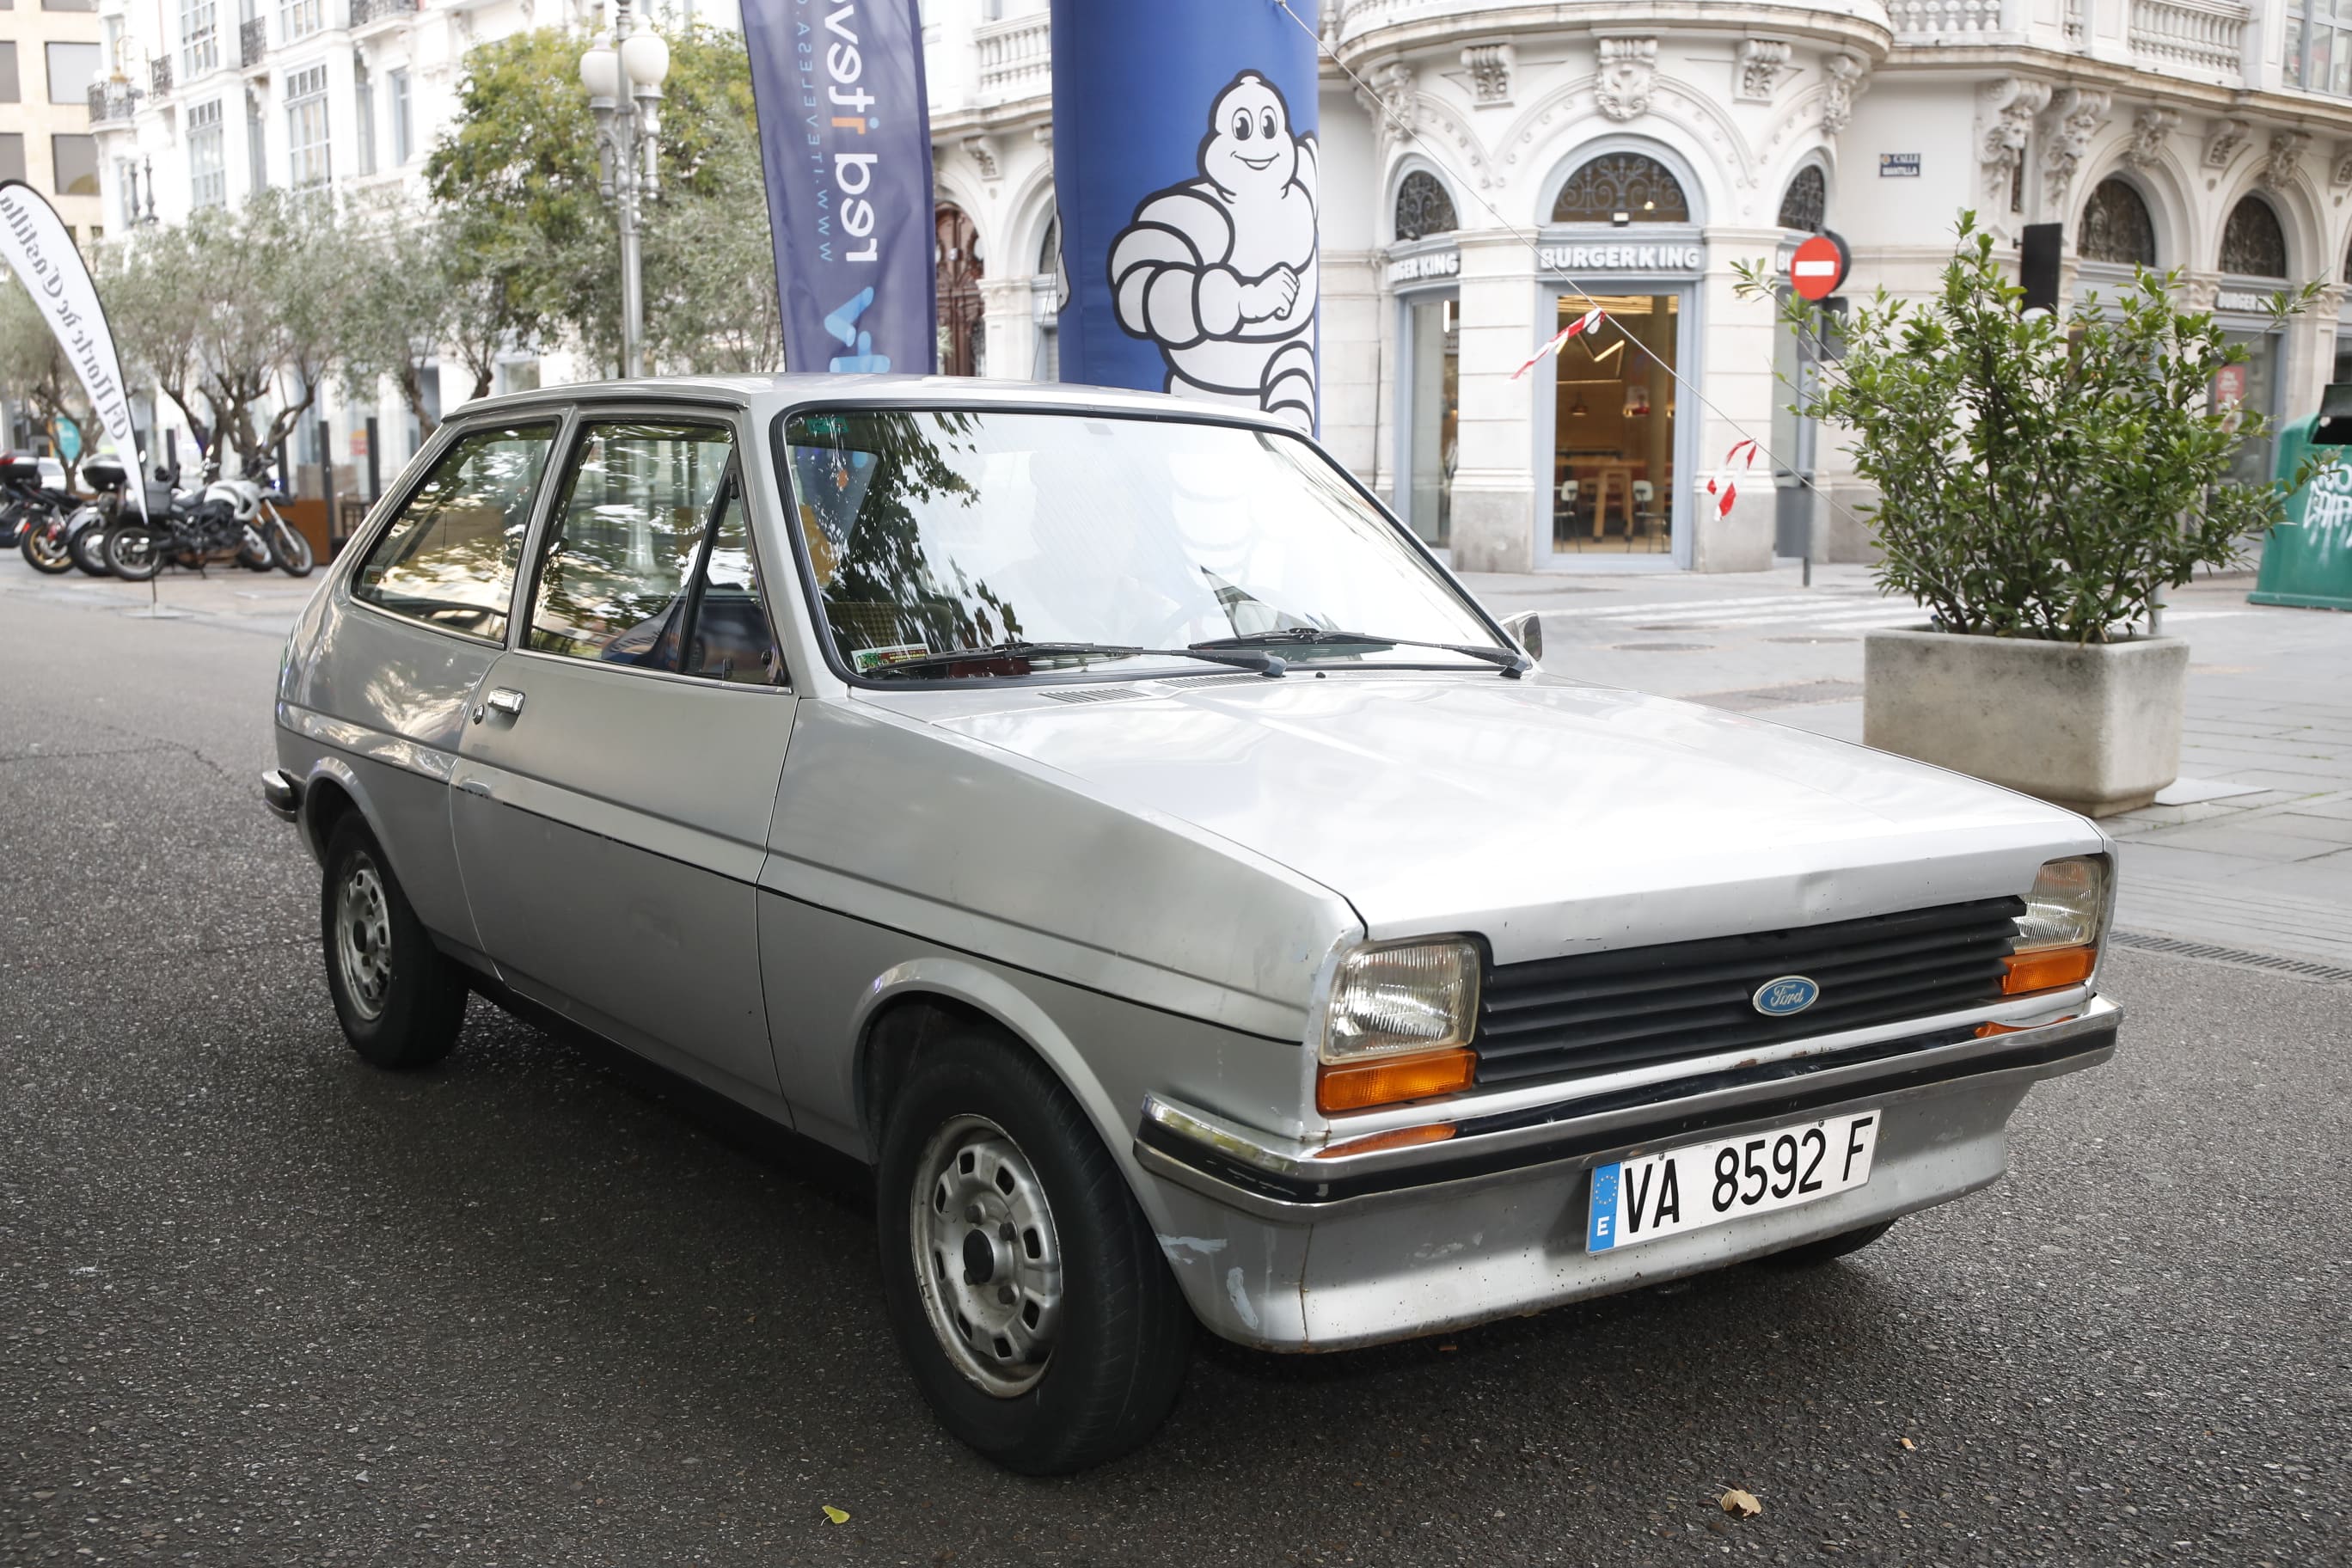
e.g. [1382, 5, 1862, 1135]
[2249, 382, 2352, 611]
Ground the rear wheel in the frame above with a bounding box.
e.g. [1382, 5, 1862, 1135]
[102, 524, 162, 582]
[1765, 1219, 1896, 1267]
[19, 514, 72, 574]
[876, 1027, 1192, 1474]
[321, 817, 468, 1069]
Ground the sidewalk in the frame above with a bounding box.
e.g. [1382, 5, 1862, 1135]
[1467, 563, 2352, 970]
[0, 553, 316, 637]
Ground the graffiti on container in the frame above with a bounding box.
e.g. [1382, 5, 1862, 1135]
[2296, 458, 2352, 560]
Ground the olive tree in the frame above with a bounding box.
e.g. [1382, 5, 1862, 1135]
[0, 274, 93, 483]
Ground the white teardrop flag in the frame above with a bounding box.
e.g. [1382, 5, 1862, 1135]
[0, 180, 146, 518]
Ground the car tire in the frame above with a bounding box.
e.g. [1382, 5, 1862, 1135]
[876, 1026, 1193, 1475]
[1764, 1219, 1896, 1267]
[320, 816, 468, 1070]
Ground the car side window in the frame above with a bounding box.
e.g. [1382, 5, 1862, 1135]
[351, 420, 559, 640]
[527, 420, 785, 685]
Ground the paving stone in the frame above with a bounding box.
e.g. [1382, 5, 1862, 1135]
[2130, 826, 2351, 861]
[2263, 812, 2352, 846]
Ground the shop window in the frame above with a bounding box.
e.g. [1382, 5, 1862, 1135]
[936, 203, 984, 377]
[1394, 170, 1456, 242]
[1403, 296, 1457, 548]
[1549, 293, 1677, 556]
[1776, 166, 1824, 233]
[2220, 196, 2288, 279]
[2080, 178, 2157, 267]
[1552, 154, 1688, 225]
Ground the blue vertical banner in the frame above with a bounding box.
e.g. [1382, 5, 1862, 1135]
[741, 0, 938, 375]
[1049, 0, 1320, 432]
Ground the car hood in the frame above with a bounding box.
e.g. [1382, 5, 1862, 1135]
[916, 673, 2103, 965]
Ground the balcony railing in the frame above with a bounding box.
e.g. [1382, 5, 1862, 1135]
[2127, 0, 2248, 77]
[86, 81, 141, 124]
[975, 12, 1050, 100]
[1888, 0, 2008, 35]
[240, 18, 267, 69]
[349, 0, 416, 28]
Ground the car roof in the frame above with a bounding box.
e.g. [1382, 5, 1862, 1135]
[450, 373, 1302, 434]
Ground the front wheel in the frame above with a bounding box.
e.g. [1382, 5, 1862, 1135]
[266, 510, 314, 577]
[876, 1027, 1193, 1474]
[238, 524, 274, 571]
[102, 524, 163, 582]
[321, 817, 469, 1069]
[20, 515, 72, 574]
[69, 519, 112, 576]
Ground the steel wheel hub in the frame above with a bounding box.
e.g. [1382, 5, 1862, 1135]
[910, 1114, 1065, 1397]
[334, 857, 394, 1021]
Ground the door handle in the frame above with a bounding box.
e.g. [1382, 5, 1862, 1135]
[483, 688, 525, 719]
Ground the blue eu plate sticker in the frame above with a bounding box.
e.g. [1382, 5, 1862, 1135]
[1587, 1162, 1621, 1252]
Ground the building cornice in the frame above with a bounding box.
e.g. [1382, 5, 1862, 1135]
[1883, 48, 2352, 133]
[1335, 3, 1896, 70]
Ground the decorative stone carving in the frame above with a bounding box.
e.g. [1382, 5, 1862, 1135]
[1353, 58, 1418, 147]
[1977, 77, 2053, 212]
[1033, 123, 1052, 150]
[2125, 107, 2177, 169]
[2039, 87, 2111, 207]
[1460, 43, 1514, 106]
[1594, 37, 1658, 124]
[964, 136, 1000, 181]
[2333, 144, 2352, 187]
[2204, 117, 2251, 169]
[2259, 130, 2309, 191]
[1821, 53, 1869, 137]
[1735, 39, 1792, 104]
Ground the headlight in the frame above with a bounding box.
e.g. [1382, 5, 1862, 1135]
[2003, 855, 2109, 995]
[1320, 937, 1480, 1063]
[1316, 938, 1482, 1114]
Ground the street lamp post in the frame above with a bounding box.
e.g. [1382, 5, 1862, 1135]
[579, 0, 669, 379]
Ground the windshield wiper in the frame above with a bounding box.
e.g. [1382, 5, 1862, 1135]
[863, 639, 1285, 678]
[1194, 627, 1533, 677]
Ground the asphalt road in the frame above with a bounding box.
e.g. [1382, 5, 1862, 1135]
[3, 585, 2348, 1566]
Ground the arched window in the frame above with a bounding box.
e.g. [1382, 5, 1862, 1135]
[1038, 211, 1060, 276]
[1552, 153, 1689, 224]
[935, 203, 984, 376]
[2220, 195, 2288, 279]
[1394, 169, 1457, 241]
[1777, 166, 1825, 233]
[2079, 178, 2157, 267]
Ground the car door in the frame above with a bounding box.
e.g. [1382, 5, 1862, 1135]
[449, 410, 798, 1098]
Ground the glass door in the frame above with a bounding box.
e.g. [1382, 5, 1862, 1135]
[1546, 291, 1681, 560]
[1400, 295, 1459, 550]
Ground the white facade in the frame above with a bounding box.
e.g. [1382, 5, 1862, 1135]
[87, 0, 2352, 569]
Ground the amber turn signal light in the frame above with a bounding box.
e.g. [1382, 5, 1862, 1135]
[2000, 945, 2097, 995]
[1315, 1122, 1457, 1160]
[1316, 1048, 1475, 1113]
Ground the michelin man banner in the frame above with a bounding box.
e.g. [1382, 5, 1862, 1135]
[742, 0, 938, 375]
[1049, 0, 1320, 432]
[0, 181, 145, 516]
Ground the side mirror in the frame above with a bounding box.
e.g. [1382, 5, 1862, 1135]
[1502, 610, 1544, 665]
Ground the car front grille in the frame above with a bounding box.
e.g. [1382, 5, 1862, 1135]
[1473, 895, 2027, 1087]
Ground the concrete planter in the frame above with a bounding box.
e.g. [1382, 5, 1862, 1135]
[1862, 628, 2190, 817]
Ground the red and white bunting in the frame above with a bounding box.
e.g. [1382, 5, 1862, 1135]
[1510, 307, 1607, 380]
[1704, 438, 1761, 518]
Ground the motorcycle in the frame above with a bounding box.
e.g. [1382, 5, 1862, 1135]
[220, 457, 312, 577]
[100, 459, 282, 582]
[3, 453, 79, 569]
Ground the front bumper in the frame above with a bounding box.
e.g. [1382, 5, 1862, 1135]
[1131, 996, 2118, 1351]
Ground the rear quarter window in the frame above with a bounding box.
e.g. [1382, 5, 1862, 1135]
[352, 421, 560, 640]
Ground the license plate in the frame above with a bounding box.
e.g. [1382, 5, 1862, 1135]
[1586, 1110, 1881, 1253]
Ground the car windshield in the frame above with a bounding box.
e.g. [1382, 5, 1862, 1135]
[779, 408, 1503, 679]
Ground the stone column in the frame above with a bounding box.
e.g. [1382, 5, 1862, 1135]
[1688, 229, 1782, 573]
[1449, 230, 1540, 573]
[977, 276, 1033, 381]
[1317, 248, 1381, 483]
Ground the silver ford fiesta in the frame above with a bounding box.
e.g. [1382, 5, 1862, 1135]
[266, 376, 2119, 1473]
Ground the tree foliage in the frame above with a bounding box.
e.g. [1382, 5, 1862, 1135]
[425, 22, 781, 377]
[1740, 213, 2317, 644]
[0, 274, 94, 483]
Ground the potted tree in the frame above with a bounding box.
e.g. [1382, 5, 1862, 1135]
[1741, 215, 2317, 817]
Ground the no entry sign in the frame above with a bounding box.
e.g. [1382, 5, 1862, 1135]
[1789, 232, 1849, 302]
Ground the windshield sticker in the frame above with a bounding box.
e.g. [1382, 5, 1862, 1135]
[853, 643, 931, 673]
